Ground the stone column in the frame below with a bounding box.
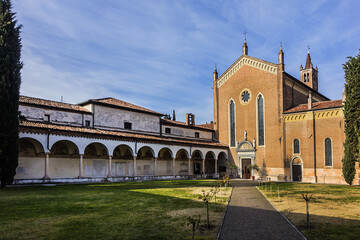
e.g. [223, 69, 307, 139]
[215, 158, 218, 174]
[133, 156, 137, 176]
[78, 154, 84, 178]
[172, 158, 176, 176]
[44, 152, 50, 179]
[108, 155, 112, 177]
[188, 158, 191, 175]
[154, 157, 158, 176]
[202, 158, 205, 175]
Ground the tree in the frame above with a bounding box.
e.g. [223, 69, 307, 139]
[198, 190, 213, 228]
[0, 0, 22, 188]
[342, 50, 360, 185]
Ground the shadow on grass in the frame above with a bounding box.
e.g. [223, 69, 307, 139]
[0, 180, 229, 240]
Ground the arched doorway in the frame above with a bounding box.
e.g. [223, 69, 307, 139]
[292, 157, 302, 182]
[218, 152, 227, 177]
[137, 146, 155, 176]
[236, 140, 255, 179]
[175, 149, 189, 176]
[84, 142, 109, 177]
[113, 144, 134, 177]
[50, 140, 80, 178]
[158, 148, 173, 176]
[204, 151, 216, 174]
[191, 150, 203, 175]
[17, 138, 45, 179]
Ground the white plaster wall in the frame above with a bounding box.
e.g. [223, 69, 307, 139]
[111, 160, 133, 177]
[49, 157, 79, 178]
[136, 160, 155, 176]
[15, 157, 44, 179]
[19, 105, 92, 126]
[162, 125, 213, 139]
[94, 105, 160, 133]
[157, 160, 172, 175]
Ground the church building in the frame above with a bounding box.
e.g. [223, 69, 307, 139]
[213, 40, 359, 185]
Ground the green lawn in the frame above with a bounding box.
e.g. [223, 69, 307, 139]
[0, 180, 231, 240]
[258, 182, 360, 240]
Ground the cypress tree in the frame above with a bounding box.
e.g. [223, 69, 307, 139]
[342, 50, 360, 185]
[0, 0, 22, 188]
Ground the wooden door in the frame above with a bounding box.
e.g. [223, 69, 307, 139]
[242, 159, 251, 179]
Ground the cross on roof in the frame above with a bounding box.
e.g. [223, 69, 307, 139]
[243, 31, 247, 40]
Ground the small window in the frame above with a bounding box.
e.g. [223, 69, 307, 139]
[195, 132, 200, 138]
[85, 120, 90, 127]
[44, 114, 50, 122]
[325, 138, 332, 167]
[293, 139, 300, 154]
[165, 127, 171, 134]
[124, 122, 132, 130]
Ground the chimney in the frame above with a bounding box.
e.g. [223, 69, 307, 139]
[308, 91, 313, 110]
[186, 113, 195, 126]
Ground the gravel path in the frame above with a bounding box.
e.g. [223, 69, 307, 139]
[218, 180, 305, 240]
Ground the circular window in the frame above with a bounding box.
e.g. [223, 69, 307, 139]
[239, 88, 251, 105]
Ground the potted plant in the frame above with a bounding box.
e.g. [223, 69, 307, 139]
[247, 164, 260, 180]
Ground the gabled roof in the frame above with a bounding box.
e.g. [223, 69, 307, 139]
[80, 97, 164, 116]
[161, 119, 214, 131]
[216, 55, 278, 88]
[284, 100, 343, 113]
[283, 72, 330, 101]
[20, 96, 91, 114]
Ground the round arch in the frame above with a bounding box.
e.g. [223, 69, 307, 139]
[84, 142, 109, 158]
[158, 147, 174, 159]
[137, 146, 155, 159]
[191, 150, 203, 160]
[19, 137, 45, 157]
[113, 144, 134, 159]
[205, 151, 216, 174]
[50, 140, 79, 156]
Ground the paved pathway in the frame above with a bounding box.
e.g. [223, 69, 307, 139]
[219, 180, 305, 240]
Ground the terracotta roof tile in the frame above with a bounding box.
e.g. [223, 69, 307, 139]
[20, 96, 91, 113]
[161, 119, 214, 131]
[284, 100, 343, 113]
[82, 98, 163, 116]
[196, 123, 214, 130]
[19, 121, 226, 148]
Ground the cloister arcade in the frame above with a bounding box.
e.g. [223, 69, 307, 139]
[16, 133, 228, 183]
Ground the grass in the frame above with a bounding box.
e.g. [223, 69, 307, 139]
[257, 182, 360, 240]
[0, 180, 231, 240]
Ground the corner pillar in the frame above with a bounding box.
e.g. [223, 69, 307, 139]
[202, 158, 205, 175]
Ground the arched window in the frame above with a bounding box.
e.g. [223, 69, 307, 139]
[307, 73, 309, 82]
[325, 138, 332, 166]
[304, 73, 307, 82]
[257, 95, 264, 146]
[293, 139, 300, 154]
[229, 100, 236, 147]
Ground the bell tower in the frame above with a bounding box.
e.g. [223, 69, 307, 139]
[300, 50, 318, 91]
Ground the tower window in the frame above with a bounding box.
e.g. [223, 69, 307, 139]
[257, 95, 265, 146]
[124, 122, 132, 130]
[304, 73, 307, 82]
[229, 100, 236, 147]
[307, 73, 309, 82]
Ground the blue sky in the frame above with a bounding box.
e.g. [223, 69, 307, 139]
[13, 0, 360, 123]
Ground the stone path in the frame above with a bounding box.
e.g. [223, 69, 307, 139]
[219, 180, 305, 240]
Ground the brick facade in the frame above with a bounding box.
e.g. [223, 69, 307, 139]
[214, 42, 360, 185]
